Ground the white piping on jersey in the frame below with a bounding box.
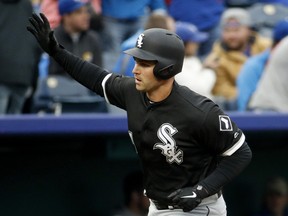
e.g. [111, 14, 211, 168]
[101, 73, 112, 104]
[221, 133, 245, 156]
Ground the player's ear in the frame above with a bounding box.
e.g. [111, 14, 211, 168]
[154, 65, 174, 80]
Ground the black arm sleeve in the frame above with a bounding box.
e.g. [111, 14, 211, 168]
[52, 47, 110, 97]
[200, 142, 252, 196]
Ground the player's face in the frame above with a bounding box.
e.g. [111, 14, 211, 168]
[132, 58, 159, 92]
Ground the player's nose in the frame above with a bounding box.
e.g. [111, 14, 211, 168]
[132, 63, 141, 75]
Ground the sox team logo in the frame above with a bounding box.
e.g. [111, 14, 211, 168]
[153, 123, 183, 164]
[137, 34, 144, 48]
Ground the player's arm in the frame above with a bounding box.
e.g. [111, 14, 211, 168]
[168, 106, 252, 212]
[199, 141, 252, 195]
[168, 143, 252, 212]
[195, 106, 252, 196]
[27, 12, 109, 96]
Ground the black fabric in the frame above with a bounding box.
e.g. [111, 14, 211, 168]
[49, 24, 103, 76]
[0, 1, 41, 86]
[52, 48, 109, 97]
[28, 12, 252, 203]
[103, 79, 250, 200]
[200, 142, 252, 196]
[0, 0, 20, 3]
[167, 186, 205, 212]
[152, 191, 222, 210]
[49, 46, 252, 203]
[152, 199, 181, 210]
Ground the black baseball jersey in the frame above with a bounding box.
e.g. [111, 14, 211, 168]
[51, 49, 247, 201]
[102, 73, 245, 200]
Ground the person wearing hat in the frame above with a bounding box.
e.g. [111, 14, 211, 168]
[237, 18, 288, 111]
[204, 8, 271, 111]
[40, 0, 101, 29]
[41, 0, 107, 113]
[47, 0, 102, 76]
[174, 21, 216, 100]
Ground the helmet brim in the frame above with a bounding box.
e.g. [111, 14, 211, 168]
[124, 47, 157, 61]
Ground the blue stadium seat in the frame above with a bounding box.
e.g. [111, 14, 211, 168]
[32, 75, 107, 114]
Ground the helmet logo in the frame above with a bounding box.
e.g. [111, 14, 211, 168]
[137, 34, 144, 48]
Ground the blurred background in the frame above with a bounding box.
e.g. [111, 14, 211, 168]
[1, 0, 288, 215]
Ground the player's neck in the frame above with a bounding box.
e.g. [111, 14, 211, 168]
[146, 78, 174, 102]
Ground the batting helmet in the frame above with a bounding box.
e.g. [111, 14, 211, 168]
[124, 28, 185, 80]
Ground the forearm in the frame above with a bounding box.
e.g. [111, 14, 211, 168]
[52, 48, 110, 96]
[200, 142, 252, 196]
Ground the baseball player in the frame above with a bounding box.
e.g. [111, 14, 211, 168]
[27, 13, 252, 215]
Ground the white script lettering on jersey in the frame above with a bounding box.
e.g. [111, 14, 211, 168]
[137, 34, 144, 48]
[153, 123, 183, 164]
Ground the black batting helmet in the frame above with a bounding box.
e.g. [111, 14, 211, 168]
[124, 28, 185, 80]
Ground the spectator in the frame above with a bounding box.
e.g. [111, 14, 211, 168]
[112, 171, 149, 216]
[40, 0, 101, 29]
[174, 21, 216, 100]
[0, 0, 42, 114]
[100, 0, 167, 71]
[167, 0, 225, 59]
[253, 176, 288, 216]
[48, 0, 103, 76]
[39, 0, 103, 79]
[204, 7, 271, 111]
[237, 18, 288, 111]
[36, 0, 106, 113]
[248, 35, 288, 112]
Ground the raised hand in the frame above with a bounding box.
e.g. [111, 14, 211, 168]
[27, 13, 60, 55]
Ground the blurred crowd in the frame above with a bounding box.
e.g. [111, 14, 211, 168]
[1, 0, 288, 115]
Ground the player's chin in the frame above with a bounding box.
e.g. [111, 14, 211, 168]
[135, 83, 147, 92]
[135, 85, 145, 92]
